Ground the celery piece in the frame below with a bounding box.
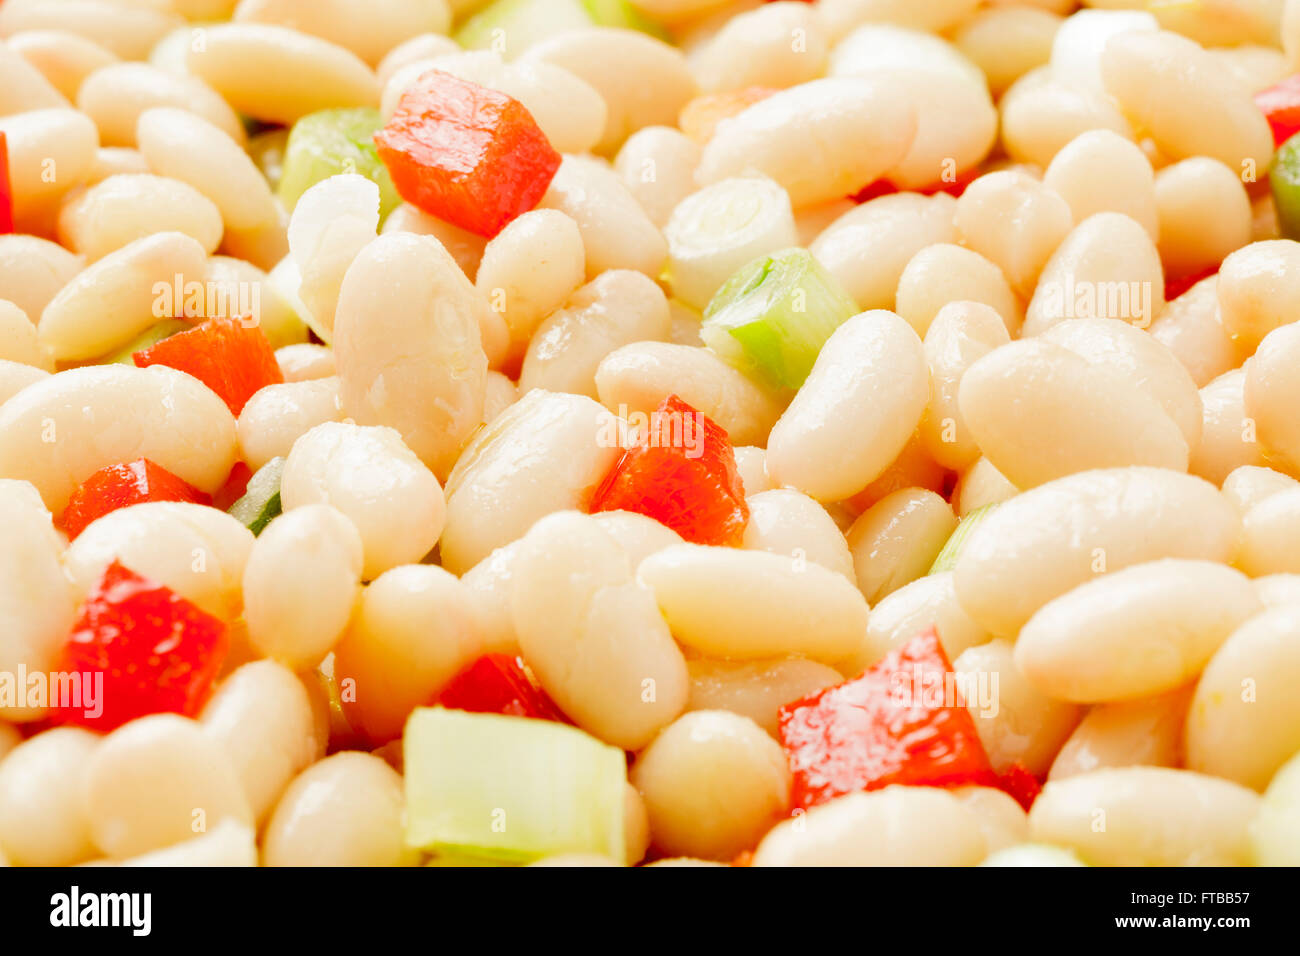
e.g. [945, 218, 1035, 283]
[278, 108, 400, 219]
[456, 0, 667, 58]
[580, 0, 670, 40]
[404, 708, 626, 863]
[1271, 133, 1300, 240]
[928, 503, 1000, 575]
[701, 248, 860, 390]
[228, 457, 285, 536]
[101, 319, 189, 365]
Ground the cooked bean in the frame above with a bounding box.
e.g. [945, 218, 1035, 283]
[1048, 686, 1192, 781]
[199, 660, 321, 824]
[7, 29, 117, 102]
[0, 107, 98, 232]
[953, 457, 1019, 516]
[206, 255, 307, 351]
[846, 488, 956, 606]
[519, 270, 670, 399]
[1016, 559, 1261, 702]
[381, 203, 486, 280]
[1252, 749, 1300, 865]
[685, 656, 841, 736]
[0, 33, 70, 115]
[281, 422, 445, 580]
[845, 571, 991, 675]
[595, 341, 784, 448]
[483, 371, 516, 424]
[0, 361, 48, 406]
[1155, 158, 1253, 280]
[1217, 240, 1300, 353]
[0, 235, 82, 321]
[263, 752, 416, 866]
[85, 714, 252, 859]
[186, 23, 379, 124]
[121, 819, 256, 867]
[918, 301, 1009, 471]
[766, 310, 928, 502]
[591, 510, 684, 568]
[895, 243, 1022, 337]
[954, 638, 1082, 776]
[742, 489, 854, 581]
[1148, 276, 1238, 388]
[522, 28, 696, 153]
[243, 505, 363, 671]
[539, 156, 668, 279]
[64, 502, 253, 620]
[696, 77, 916, 208]
[631, 710, 789, 860]
[1023, 212, 1164, 335]
[333, 565, 482, 743]
[0, 300, 49, 371]
[951, 785, 1030, 854]
[57, 174, 223, 262]
[375, 33, 459, 88]
[959, 340, 1189, 489]
[953, 5, 1061, 96]
[953, 170, 1073, 299]
[460, 541, 523, 657]
[136, 107, 280, 233]
[1101, 30, 1273, 172]
[952, 467, 1240, 638]
[511, 512, 689, 749]
[638, 543, 870, 664]
[1258, 569, 1300, 605]
[732, 446, 773, 495]
[276, 344, 336, 383]
[238, 379, 343, 471]
[77, 62, 244, 148]
[811, 192, 957, 310]
[1237, 488, 1300, 576]
[0, 365, 237, 512]
[691, 3, 827, 93]
[440, 389, 621, 574]
[753, 786, 987, 866]
[844, 430, 949, 513]
[1223, 465, 1300, 514]
[1028, 766, 1260, 865]
[1190, 369, 1265, 485]
[614, 126, 701, 230]
[1042, 130, 1158, 240]
[0, 0, 181, 61]
[0, 727, 99, 865]
[235, 0, 451, 68]
[999, 67, 1134, 170]
[1244, 321, 1300, 472]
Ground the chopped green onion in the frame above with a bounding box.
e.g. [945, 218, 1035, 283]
[928, 503, 1001, 575]
[101, 319, 189, 365]
[278, 108, 400, 219]
[456, 0, 667, 58]
[701, 247, 859, 390]
[404, 708, 626, 863]
[664, 176, 797, 310]
[1271, 132, 1300, 240]
[229, 457, 285, 536]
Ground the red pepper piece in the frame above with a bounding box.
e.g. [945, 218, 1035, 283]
[51, 561, 229, 732]
[591, 394, 748, 546]
[375, 70, 560, 238]
[211, 461, 253, 512]
[437, 653, 568, 722]
[59, 458, 211, 540]
[1164, 265, 1218, 303]
[997, 763, 1043, 812]
[849, 167, 978, 204]
[1255, 73, 1300, 147]
[0, 131, 12, 235]
[133, 314, 282, 415]
[778, 628, 996, 810]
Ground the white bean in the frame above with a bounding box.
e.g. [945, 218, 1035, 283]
[1148, 276, 1237, 388]
[235, 0, 451, 68]
[895, 243, 1022, 337]
[77, 62, 244, 147]
[0, 362, 48, 409]
[1237, 489, 1300, 576]
[1190, 369, 1265, 485]
[0, 235, 83, 321]
[1042, 130, 1158, 240]
[0, 0, 181, 61]
[0, 108, 99, 232]
[918, 301, 1009, 470]
[1222, 465, 1300, 514]
[953, 5, 1062, 96]
[591, 510, 685, 568]
[614, 126, 702, 229]
[1216, 239, 1300, 353]
[276, 343, 336, 383]
[375, 33, 459, 88]
[998, 67, 1134, 170]
[954, 170, 1073, 299]
[691, 2, 827, 93]
[381, 203, 486, 280]
[6, 29, 118, 101]
[1155, 158, 1252, 280]
[0, 728, 99, 865]
[952, 786, 1030, 854]
[845, 571, 992, 675]
[57, 174, 223, 262]
[846, 488, 956, 606]
[1048, 686, 1192, 781]
[1252, 749, 1300, 865]
[237, 378, 343, 472]
[742, 489, 854, 581]
[0, 300, 49, 371]
[1243, 320, 1300, 473]
[685, 656, 842, 737]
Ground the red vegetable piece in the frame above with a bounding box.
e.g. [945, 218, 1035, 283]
[437, 653, 568, 722]
[1164, 265, 1218, 303]
[59, 457, 211, 540]
[211, 461, 254, 512]
[778, 628, 996, 810]
[1255, 73, 1300, 147]
[133, 314, 282, 415]
[51, 561, 229, 732]
[997, 763, 1043, 812]
[850, 168, 977, 204]
[0, 131, 12, 234]
[591, 394, 748, 546]
[375, 70, 561, 238]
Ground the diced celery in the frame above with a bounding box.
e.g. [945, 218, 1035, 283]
[404, 708, 626, 863]
[278, 108, 400, 219]
[928, 503, 1000, 575]
[228, 457, 285, 536]
[101, 319, 189, 365]
[456, 0, 667, 59]
[1271, 133, 1300, 240]
[701, 248, 860, 390]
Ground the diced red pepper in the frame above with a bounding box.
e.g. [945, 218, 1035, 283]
[375, 70, 560, 238]
[211, 461, 253, 512]
[133, 314, 282, 415]
[591, 394, 748, 546]
[1164, 265, 1218, 303]
[59, 458, 211, 540]
[51, 561, 229, 732]
[778, 628, 996, 810]
[1255, 73, 1300, 147]
[0, 131, 13, 234]
[437, 654, 568, 722]
[849, 167, 978, 204]
[997, 763, 1043, 812]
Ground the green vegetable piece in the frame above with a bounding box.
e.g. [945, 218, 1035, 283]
[1271, 133, 1300, 240]
[701, 247, 860, 390]
[456, 0, 668, 58]
[404, 708, 626, 863]
[928, 503, 1001, 575]
[278, 108, 400, 218]
[228, 457, 286, 536]
[101, 319, 190, 365]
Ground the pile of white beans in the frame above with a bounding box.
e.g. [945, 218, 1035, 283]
[1, 0, 1300, 869]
